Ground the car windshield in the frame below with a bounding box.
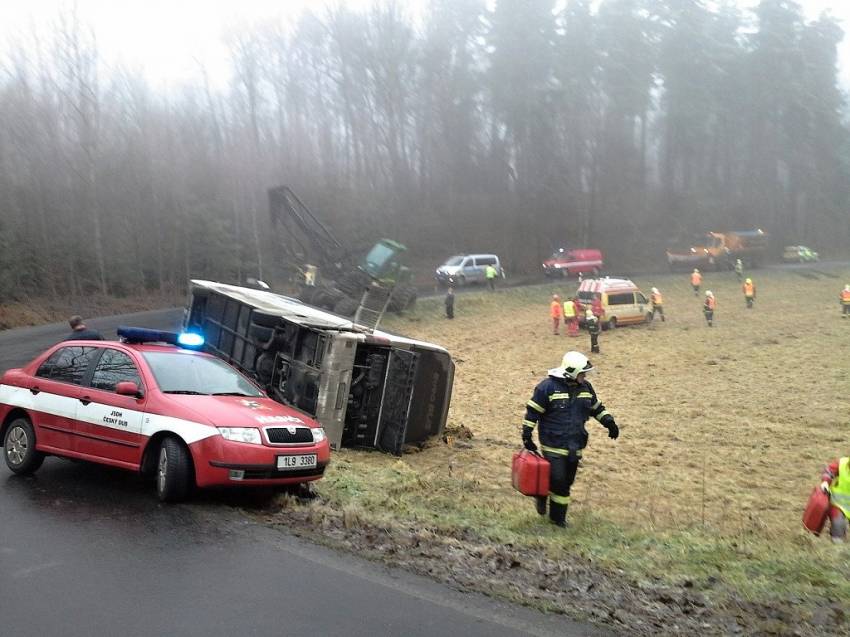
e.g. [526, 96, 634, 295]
[142, 351, 263, 396]
[444, 256, 464, 266]
[550, 250, 567, 259]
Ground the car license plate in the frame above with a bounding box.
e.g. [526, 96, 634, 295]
[277, 454, 317, 470]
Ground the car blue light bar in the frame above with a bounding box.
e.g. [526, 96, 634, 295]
[117, 326, 204, 349]
[177, 332, 204, 347]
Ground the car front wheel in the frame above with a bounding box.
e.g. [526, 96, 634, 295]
[4, 418, 45, 475]
[157, 437, 193, 502]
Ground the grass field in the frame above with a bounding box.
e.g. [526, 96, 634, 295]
[273, 265, 850, 634]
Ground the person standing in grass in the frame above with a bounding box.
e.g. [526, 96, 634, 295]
[735, 258, 744, 282]
[585, 308, 600, 353]
[550, 294, 562, 335]
[742, 278, 756, 309]
[650, 287, 665, 322]
[691, 268, 702, 296]
[840, 285, 850, 318]
[485, 264, 498, 291]
[445, 287, 455, 319]
[563, 295, 578, 337]
[703, 290, 716, 326]
[521, 351, 619, 528]
[820, 456, 850, 543]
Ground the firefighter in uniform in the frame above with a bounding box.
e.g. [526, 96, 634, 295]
[521, 351, 619, 527]
[820, 456, 850, 543]
[585, 308, 600, 353]
[742, 278, 756, 309]
[841, 285, 850, 318]
[703, 290, 715, 326]
[650, 287, 665, 321]
[734, 258, 744, 282]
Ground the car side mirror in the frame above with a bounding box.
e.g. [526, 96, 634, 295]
[116, 381, 143, 398]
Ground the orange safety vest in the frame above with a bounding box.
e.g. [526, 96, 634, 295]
[842, 290, 850, 305]
[743, 282, 755, 297]
[704, 296, 716, 311]
[550, 301, 562, 318]
[651, 292, 662, 305]
[691, 272, 702, 286]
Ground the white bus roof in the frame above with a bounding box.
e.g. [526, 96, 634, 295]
[190, 280, 449, 354]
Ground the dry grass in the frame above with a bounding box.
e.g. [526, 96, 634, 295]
[312, 265, 850, 606]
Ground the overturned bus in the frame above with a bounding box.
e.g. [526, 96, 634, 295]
[183, 280, 454, 455]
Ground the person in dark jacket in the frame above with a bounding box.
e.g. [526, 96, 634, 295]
[521, 351, 619, 527]
[445, 287, 455, 319]
[585, 309, 600, 353]
[65, 315, 104, 341]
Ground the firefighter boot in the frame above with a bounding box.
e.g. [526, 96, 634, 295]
[535, 496, 547, 516]
[549, 502, 568, 528]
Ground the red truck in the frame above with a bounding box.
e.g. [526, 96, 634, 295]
[542, 248, 604, 278]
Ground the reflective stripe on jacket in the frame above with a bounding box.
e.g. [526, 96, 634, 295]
[743, 282, 755, 297]
[563, 302, 576, 318]
[830, 457, 850, 518]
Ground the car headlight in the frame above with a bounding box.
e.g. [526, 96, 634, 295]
[218, 427, 262, 444]
[311, 427, 326, 443]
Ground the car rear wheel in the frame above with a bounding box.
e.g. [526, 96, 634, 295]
[645, 312, 653, 323]
[607, 317, 617, 330]
[157, 437, 193, 502]
[4, 418, 45, 475]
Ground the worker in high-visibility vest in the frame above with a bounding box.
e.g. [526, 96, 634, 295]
[820, 456, 850, 543]
[585, 308, 600, 353]
[703, 290, 715, 327]
[650, 287, 665, 322]
[485, 264, 498, 291]
[563, 296, 579, 336]
[691, 269, 702, 296]
[841, 285, 850, 318]
[742, 278, 756, 309]
[550, 294, 562, 335]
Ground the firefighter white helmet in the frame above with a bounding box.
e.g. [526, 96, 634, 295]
[550, 351, 593, 380]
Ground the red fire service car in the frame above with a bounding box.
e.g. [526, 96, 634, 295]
[0, 327, 330, 502]
[542, 248, 604, 278]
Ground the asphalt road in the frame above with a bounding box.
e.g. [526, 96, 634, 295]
[0, 311, 606, 637]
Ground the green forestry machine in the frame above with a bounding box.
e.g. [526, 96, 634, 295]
[268, 186, 417, 326]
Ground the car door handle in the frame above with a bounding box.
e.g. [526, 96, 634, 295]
[79, 396, 92, 406]
[30, 387, 40, 395]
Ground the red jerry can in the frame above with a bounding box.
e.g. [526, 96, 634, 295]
[511, 449, 550, 496]
[802, 487, 830, 535]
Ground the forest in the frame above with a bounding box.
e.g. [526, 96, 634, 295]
[0, 0, 847, 299]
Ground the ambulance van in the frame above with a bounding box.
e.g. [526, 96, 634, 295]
[576, 277, 652, 329]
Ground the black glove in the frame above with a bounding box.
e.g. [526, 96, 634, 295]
[604, 421, 619, 440]
[522, 425, 537, 452]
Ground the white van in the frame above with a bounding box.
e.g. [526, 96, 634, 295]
[435, 254, 505, 286]
[576, 277, 652, 329]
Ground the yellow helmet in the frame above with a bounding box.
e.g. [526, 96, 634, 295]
[745, 278, 752, 284]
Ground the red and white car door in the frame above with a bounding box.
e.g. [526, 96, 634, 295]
[72, 347, 146, 468]
[18, 345, 98, 452]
